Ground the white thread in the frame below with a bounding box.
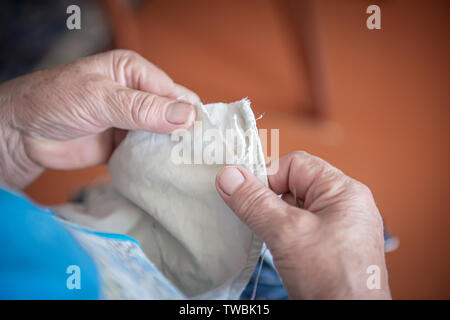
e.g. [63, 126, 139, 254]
[255, 112, 265, 121]
[250, 246, 268, 300]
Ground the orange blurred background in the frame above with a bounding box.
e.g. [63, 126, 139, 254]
[24, 0, 450, 299]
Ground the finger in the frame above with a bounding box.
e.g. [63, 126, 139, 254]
[267, 151, 349, 210]
[215, 166, 312, 243]
[23, 129, 115, 169]
[97, 50, 200, 101]
[172, 83, 201, 104]
[100, 83, 196, 133]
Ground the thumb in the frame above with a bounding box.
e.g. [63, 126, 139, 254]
[102, 85, 196, 134]
[215, 166, 292, 243]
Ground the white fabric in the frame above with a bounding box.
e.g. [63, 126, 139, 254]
[55, 99, 267, 299]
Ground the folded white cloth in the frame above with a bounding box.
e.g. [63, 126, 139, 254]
[55, 98, 267, 299]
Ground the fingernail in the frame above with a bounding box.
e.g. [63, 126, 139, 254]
[166, 102, 195, 124]
[218, 167, 245, 196]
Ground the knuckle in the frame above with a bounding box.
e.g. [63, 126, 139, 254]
[292, 150, 310, 159]
[309, 172, 347, 204]
[339, 178, 381, 219]
[293, 150, 327, 167]
[110, 50, 143, 86]
[111, 49, 140, 60]
[348, 179, 374, 200]
[118, 53, 134, 67]
[357, 182, 373, 199]
[293, 150, 340, 178]
[112, 87, 129, 111]
[129, 93, 159, 126]
[233, 184, 273, 225]
[111, 88, 166, 129]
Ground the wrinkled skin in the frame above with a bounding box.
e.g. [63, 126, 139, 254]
[0, 50, 390, 299]
[216, 152, 391, 299]
[0, 50, 199, 189]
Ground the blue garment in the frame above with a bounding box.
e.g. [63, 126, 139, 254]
[0, 186, 100, 299]
[0, 186, 185, 299]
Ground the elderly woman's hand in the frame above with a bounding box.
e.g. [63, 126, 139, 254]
[216, 151, 391, 299]
[0, 50, 199, 189]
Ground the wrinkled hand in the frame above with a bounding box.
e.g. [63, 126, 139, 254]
[216, 151, 391, 299]
[0, 50, 199, 189]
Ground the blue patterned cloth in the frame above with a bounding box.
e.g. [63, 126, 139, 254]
[0, 186, 185, 299]
[0, 186, 100, 299]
